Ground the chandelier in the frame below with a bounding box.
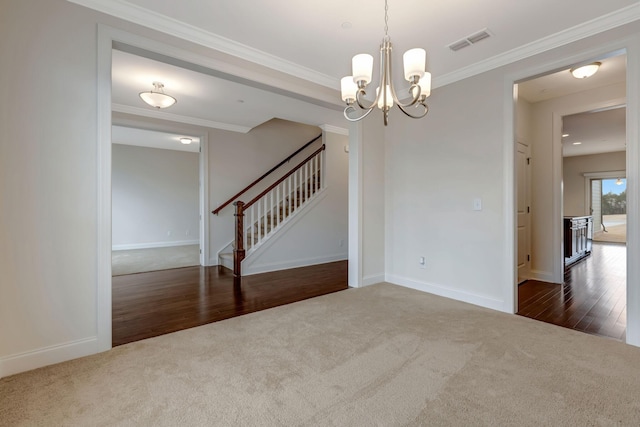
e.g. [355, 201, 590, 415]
[340, 0, 431, 126]
[139, 81, 177, 109]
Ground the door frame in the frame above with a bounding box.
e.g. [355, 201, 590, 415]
[516, 140, 531, 284]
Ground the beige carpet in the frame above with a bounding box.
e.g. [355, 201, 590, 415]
[112, 244, 200, 276]
[2, 283, 640, 426]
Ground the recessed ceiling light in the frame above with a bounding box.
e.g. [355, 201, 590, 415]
[341, 22, 352, 29]
[562, 134, 569, 137]
[180, 137, 192, 145]
[572, 142, 582, 145]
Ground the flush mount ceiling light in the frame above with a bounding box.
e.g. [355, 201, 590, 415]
[340, 0, 431, 126]
[139, 81, 177, 109]
[570, 62, 601, 79]
[180, 137, 192, 145]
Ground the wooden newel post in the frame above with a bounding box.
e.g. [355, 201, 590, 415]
[233, 201, 245, 277]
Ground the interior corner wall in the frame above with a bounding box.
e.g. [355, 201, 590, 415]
[563, 151, 626, 216]
[361, 114, 386, 286]
[112, 144, 199, 249]
[241, 131, 349, 274]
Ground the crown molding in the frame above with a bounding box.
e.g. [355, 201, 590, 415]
[434, 3, 640, 88]
[320, 124, 349, 136]
[112, 104, 252, 133]
[67, 0, 338, 89]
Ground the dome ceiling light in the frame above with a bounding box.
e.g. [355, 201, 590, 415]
[139, 81, 177, 109]
[570, 62, 601, 79]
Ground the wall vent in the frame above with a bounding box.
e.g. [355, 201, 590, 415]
[448, 28, 492, 52]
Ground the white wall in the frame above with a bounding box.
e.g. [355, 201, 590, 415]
[242, 130, 349, 274]
[563, 151, 626, 216]
[0, 0, 103, 377]
[112, 144, 199, 249]
[385, 73, 507, 311]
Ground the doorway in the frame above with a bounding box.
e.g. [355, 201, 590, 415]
[513, 52, 628, 341]
[111, 125, 204, 276]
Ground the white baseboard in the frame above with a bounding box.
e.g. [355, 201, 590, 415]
[385, 274, 506, 313]
[362, 274, 385, 287]
[243, 253, 347, 276]
[112, 240, 199, 251]
[529, 269, 557, 283]
[0, 337, 98, 379]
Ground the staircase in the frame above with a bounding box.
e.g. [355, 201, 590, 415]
[215, 140, 326, 276]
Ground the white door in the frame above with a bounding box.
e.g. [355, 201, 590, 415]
[516, 142, 531, 283]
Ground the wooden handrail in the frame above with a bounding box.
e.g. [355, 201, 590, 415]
[212, 134, 322, 215]
[245, 145, 325, 209]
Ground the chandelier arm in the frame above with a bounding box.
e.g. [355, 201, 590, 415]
[394, 83, 422, 108]
[396, 102, 429, 119]
[355, 88, 378, 110]
[344, 104, 376, 122]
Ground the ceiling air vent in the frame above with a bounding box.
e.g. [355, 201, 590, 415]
[448, 28, 492, 52]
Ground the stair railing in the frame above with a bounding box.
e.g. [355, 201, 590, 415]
[233, 144, 325, 276]
[213, 134, 322, 215]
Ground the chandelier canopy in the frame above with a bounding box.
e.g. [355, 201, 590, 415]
[340, 0, 431, 126]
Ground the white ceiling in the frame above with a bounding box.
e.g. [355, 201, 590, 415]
[76, 0, 637, 150]
[562, 107, 626, 157]
[517, 54, 627, 103]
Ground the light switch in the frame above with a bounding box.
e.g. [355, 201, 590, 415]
[473, 198, 482, 211]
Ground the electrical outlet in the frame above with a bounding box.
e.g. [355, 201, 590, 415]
[339, 239, 344, 247]
[167, 231, 172, 237]
[473, 198, 482, 211]
[185, 229, 190, 236]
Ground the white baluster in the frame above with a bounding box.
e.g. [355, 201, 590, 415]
[320, 152, 324, 189]
[293, 172, 297, 211]
[249, 205, 254, 249]
[263, 197, 267, 239]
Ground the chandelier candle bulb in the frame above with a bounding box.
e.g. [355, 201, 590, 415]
[352, 54, 374, 85]
[341, 76, 358, 103]
[403, 48, 426, 81]
[376, 86, 393, 109]
[412, 73, 432, 100]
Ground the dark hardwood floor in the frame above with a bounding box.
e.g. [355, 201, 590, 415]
[112, 261, 348, 346]
[517, 242, 626, 341]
